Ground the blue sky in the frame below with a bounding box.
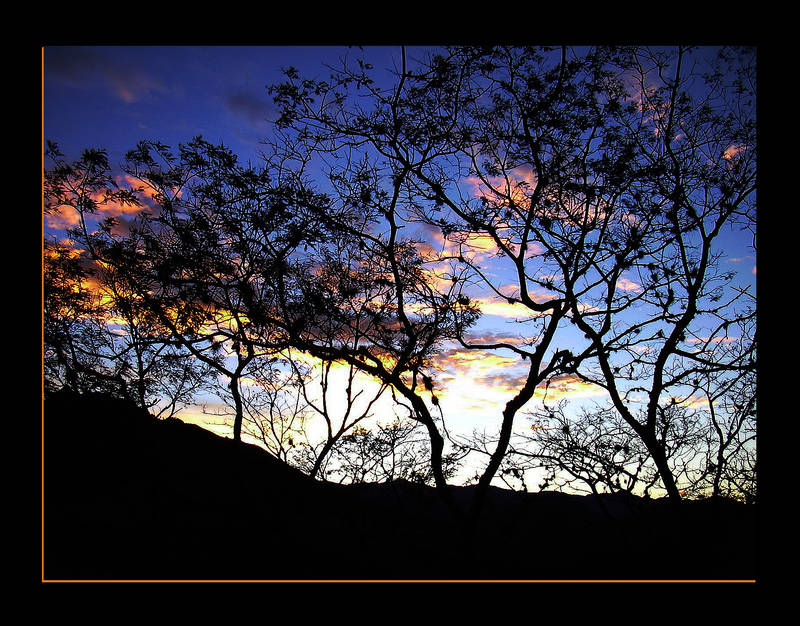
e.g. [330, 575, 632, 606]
[44, 45, 408, 163]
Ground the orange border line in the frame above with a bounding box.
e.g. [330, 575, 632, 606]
[41, 45, 46, 584]
[42, 579, 756, 584]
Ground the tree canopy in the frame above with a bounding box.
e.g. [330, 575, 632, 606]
[44, 45, 756, 510]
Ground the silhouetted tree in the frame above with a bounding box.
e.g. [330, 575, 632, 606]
[506, 400, 693, 498]
[287, 353, 390, 479]
[236, 355, 311, 463]
[266, 46, 633, 512]
[315, 417, 464, 485]
[44, 45, 756, 511]
[690, 312, 757, 501]
[551, 46, 757, 501]
[267, 45, 756, 506]
[214, 124, 476, 507]
[43, 238, 130, 399]
[95, 260, 216, 418]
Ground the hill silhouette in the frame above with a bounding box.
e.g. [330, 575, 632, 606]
[42, 392, 757, 581]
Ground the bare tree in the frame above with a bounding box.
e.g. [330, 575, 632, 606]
[236, 356, 310, 463]
[316, 417, 464, 485]
[286, 353, 390, 479]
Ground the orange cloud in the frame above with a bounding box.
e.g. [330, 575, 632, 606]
[433, 230, 504, 261]
[723, 144, 747, 161]
[469, 290, 562, 319]
[44, 205, 81, 230]
[44, 175, 154, 232]
[108, 71, 167, 104]
[464, 166, 538, 208]
[474, 371, 529, 393]
[464, 332, 536, 347]
[534, 374, 604, 402]
[431, 347, 519, 373]
[678, 395, 712, 410]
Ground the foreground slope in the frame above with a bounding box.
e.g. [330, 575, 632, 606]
[42, 392, 757, 580]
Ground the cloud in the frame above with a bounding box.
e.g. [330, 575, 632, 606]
[533, 374, 605, 402]
[723, 144, 747, 161]
[616, 277, 641, 292]
[432, 229, 504, 262]
[464, 166, 538, 208]
[469, 293, 558, 319]
[430, 347, 520, 374]
[426, 344, 532, 417]
[678, 395, 711, 410]
[472, 297, 538, 319]
[464, 332, 536, 347]
[45, 46, 167, 104]
[474, 371, 530, 393]
[415, 241, 440, 260]
[110, 73, 167, 104]
[225, 91, 274, 128]
[724, 256, 756, 276]
[45, 174, 157, 237]
[685, 336, 739, 345]
[44, 205, 81, 231]
[93, 174, 159, 218]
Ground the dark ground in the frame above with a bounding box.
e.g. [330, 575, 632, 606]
[42, 391, 758, 581]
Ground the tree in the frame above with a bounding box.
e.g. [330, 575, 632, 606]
[93, 260, 216, 418]
[286, 352, 391, 479]
[553, 46, 757, 501]
[315, 417, 463, 485]
[44, 45, 756, 511]
[690, 311, 757, 502]
[44, 143, 145, 401]
[267, 45, 756, 506]
[236, 354, 311, 464]
[43, 238, 130, 399]
[266, 45, 641, 512]
[504, 401, 658, 497]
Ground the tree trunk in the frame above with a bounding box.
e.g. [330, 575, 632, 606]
[311, 437, 336, 479]
[135, 352, 147, 411]
[471, 359, 544, 518]
[407, 393, 460, 517]
[648, 441, 681, 502]
[471, 406, 516, 518]
[229, 377, 243, 442]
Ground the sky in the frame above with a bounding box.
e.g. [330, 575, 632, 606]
[43, 45, 757, 489]
[43, 46, 409, 164]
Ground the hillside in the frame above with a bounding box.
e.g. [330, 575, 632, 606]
[42, 392, 758, 581]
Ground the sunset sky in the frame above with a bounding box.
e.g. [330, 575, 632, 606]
[43, 46, 757, 486]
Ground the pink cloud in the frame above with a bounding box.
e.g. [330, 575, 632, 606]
[464, 166, 538, 209]
[685, 336, 739, 345]
[616, 277, 641, 292]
